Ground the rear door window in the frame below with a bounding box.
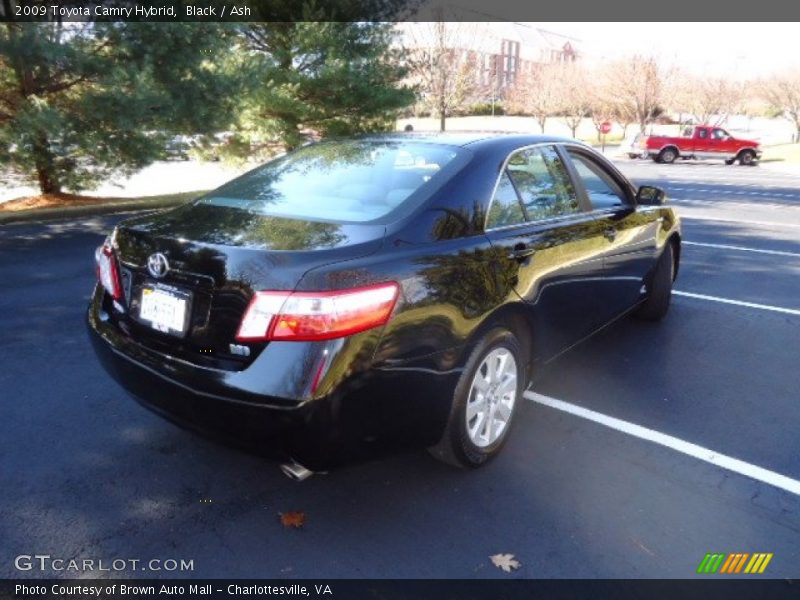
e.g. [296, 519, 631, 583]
[486, 171, 527, 228]
[505, 145, 580, 221]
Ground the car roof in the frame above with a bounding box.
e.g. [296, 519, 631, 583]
[347, 132, 581, 149]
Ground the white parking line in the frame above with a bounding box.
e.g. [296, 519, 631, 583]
[524, 391, 800, 497]
[673, 290, 800, 316]
[683, 241, 800, 258]
[680, 215, 800, 228]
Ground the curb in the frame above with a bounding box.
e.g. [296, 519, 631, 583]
[0, 192, 206, 225]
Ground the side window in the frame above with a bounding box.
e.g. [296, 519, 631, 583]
[712, 128, 729, 140]
[566, 151, 629, 210]
[486, 170, 526, 229]
[506, 146, 580, 220]
[697, 128, 708, 139]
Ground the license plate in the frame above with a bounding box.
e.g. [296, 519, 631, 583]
[139, 285, 191, 335]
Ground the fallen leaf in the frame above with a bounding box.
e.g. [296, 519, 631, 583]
[490, 553, 521, 573]
[279, 511, 305, 528]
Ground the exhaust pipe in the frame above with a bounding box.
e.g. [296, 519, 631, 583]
[279, 460, 314, 482]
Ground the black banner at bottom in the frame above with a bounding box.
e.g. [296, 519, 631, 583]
[2, 579, 799, 600]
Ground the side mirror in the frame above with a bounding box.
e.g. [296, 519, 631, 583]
[636, 185, 666, 206]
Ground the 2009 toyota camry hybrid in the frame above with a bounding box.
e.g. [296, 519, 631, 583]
[87, 134, 681, 476]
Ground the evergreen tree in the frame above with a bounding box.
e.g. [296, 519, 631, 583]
[0, 21, 242, 194]
[237, 21, 414, 150]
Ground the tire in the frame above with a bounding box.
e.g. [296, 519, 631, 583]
[635, 243, 674, 321]
[658, 148, 678, 164]
[628, 153, 639, 159]
[738, 150, 756, 166]
[428, 328, 525, 469]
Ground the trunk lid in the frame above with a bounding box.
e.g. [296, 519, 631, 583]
[111, 202, 385, 370]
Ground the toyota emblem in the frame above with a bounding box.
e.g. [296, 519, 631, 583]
[147, 253, 169, 278]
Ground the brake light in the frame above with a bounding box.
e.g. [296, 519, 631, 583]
[95, 242, 122, 300]
[236, 282, 399, 342]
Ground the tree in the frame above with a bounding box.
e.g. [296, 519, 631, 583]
[761, 70, 800, 143]
[585, 72, 618, 141]
[0, 21, 241, 195]
[401, 19, 479, 131]
[604, 55, 667, 133]
[238, 21, 414, 149]
[505, 63, 561, 133]
[557, 64, 591, 138]
[670, 72, 742, 126]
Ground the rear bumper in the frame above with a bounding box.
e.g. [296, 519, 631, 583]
[87, 288, 459, 469]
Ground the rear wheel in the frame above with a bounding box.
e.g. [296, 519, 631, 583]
[428, 327, 524, 469]
[635, 243, 674, 321]
[658, 148, 678, 164]
[738, 150, 756, 166]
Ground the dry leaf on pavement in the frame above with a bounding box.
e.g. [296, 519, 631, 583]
[490, 553, 521, 573]
[279, 511, 306, 528]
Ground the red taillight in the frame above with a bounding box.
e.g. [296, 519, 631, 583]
[95, 242, 122, 301]
[236, 282, 400, 342]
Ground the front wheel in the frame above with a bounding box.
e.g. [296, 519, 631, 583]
[428, 328, 525, 469]
[738, 150, 757, 166]
[635, 243, 675, 321]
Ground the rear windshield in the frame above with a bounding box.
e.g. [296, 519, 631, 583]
[199, 140, 465, 224]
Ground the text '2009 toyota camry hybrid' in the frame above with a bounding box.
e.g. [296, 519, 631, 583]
[87, 133, 681, 476]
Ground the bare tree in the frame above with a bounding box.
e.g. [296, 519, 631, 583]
[761, 70, 800, 143]
[505, 63, 561, 133]
[670, 72, 742, 126]
[605, 55, 668, 133]
[557, 63, 591, 138]
[401, 19, 479, 131]
[585, 72, 619, 141]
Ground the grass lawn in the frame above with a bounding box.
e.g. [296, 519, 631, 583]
[760, 143, 800, 164]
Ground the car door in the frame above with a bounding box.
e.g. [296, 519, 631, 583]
[693, 126, 712, 157]
[561, 145, 659, 324]
[483, 144, 609, 361]
[712, 127, 737, 160]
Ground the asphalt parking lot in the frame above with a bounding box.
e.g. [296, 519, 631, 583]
[1, 159, 798, 579]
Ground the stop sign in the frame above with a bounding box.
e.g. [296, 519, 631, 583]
[600, 121, 612, 134]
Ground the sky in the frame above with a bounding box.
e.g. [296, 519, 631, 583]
[536, 22, 799, 79]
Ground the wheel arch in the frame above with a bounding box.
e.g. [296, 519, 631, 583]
[667, 231, 681, 280]
[460, 302, 535, 385]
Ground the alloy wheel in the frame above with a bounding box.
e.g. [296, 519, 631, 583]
[465, 348, 518, 447]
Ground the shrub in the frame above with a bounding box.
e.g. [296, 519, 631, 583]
[467, 102, 505, 116]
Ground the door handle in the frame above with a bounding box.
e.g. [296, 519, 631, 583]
[603, 227, 617, 241]
[509, 243, 536, 262]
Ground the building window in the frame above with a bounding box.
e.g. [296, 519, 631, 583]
[479, 53, 495, 87]
[500, 39, 520, 88]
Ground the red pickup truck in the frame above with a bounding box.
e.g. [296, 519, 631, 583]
[641, 125, 761, 166]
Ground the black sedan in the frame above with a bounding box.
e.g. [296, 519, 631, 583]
[87, 134, 681, 476]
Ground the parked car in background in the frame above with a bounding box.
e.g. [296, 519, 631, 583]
[621, 132, 647, 159]
[642, 125, 761, 165]
[87, 134, 681, 476]
[164, 135, 194, 161]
